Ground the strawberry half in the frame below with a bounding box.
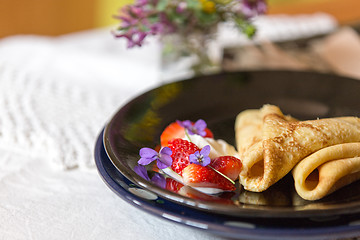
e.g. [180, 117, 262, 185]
[166, 178, 184, 193]
[160, 121, 214, 147]
[210, 156, 242, 181]
[168, 138, 200, 175]
[160, 122, 185, 147]
[182, 164, 236, 192]
[166, 177, 234, 203]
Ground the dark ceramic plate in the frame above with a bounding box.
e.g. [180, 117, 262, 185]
[96, 129, 360, 239]
[103, 70, 360, 218]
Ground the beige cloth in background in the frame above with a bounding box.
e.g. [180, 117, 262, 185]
[222, 27, 360, 80]
[314, 27, 360, 80]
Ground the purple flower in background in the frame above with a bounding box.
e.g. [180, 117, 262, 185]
[189, 145, 211, 167]
[113, 4, 153, 47]
[176, 1, 187, 13]
[116, 29, 148, 48]
[134, 165, 167, 189]
[177, 119, 207, 136]
[135, 0, 149, 7]
[138, 147, 173, 169]
[149, 22, 165, 35]
[113, 0, 267, 47]
[157, 12, 177, 34]
[241, 0, 267, 18]
[128, 31, 147, 48]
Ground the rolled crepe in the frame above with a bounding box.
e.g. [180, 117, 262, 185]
[235, 104, 360, 193]
[293, 143, 360, 200]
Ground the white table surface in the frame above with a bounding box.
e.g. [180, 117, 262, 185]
[0, 14, 344, 240]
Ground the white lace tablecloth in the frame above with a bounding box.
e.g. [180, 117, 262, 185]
[0, 14, 347, 240]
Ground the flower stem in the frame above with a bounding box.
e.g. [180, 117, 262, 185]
[161, 167, 184, 184]
[208, 165, 235, 185]
[185, 129, 192, 142]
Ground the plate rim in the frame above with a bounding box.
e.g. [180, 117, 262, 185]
[96, 129, 360, 239]
[103, 70, 360, 218]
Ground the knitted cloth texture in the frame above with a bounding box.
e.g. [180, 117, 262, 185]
[0, 31, 160, 169]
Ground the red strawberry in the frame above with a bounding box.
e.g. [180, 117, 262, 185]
[204, 128, 213, 138]
[168, 138, 200, 175]
[160, 121, 214, 147]
[181, 186, 235, 203]
[160, 122, 185, 147]
[182, 164, 236, 191]
[166, 178, 184, 193]
[210, 156, 242, 181]
[166, 178, 234, 203]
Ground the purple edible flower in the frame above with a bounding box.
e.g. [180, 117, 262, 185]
[189, 145, 211, 167]
[151, 173, 167, 189]
[134, 164, 150, 181]
[138, 147, 173, 169]
[177, 119, 207, 136]
[134, 165, 167, 188]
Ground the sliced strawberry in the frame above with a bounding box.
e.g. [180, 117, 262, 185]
[160, 121, 214, 147]
[204, 128, 214, 138]
[210, 156, 242, 181]
[181, 187, 235, 203]
[182, 163, 236, 191]
[160, 122, 185, 147]
[166, 178, 234, 203]
[168, 138, 200, 175]
[166, 178, 184, 193]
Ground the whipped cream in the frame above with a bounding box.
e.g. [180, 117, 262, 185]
[185, 134, 240, 159]
[162, 135, 240, 195]
[162, 167, 230, 195]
